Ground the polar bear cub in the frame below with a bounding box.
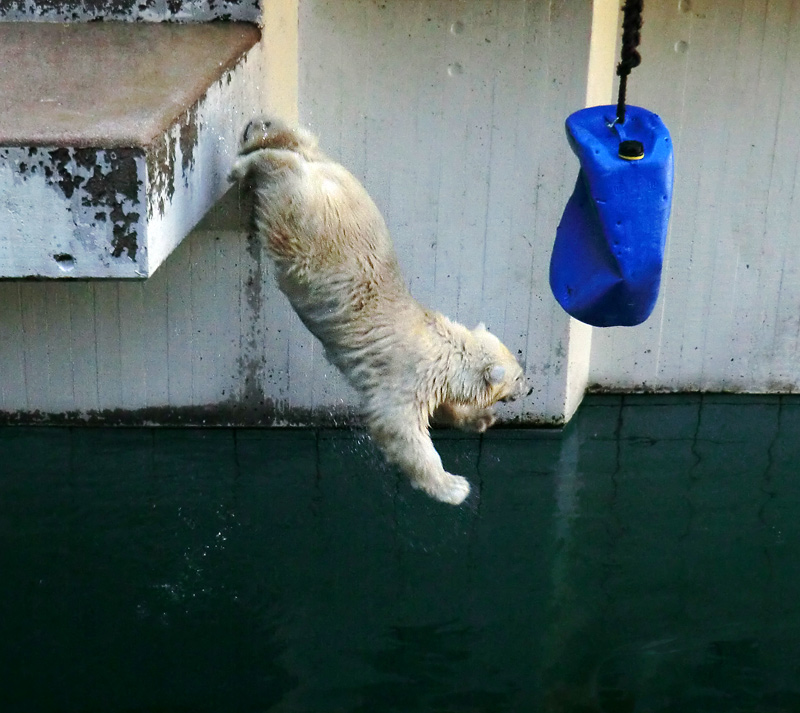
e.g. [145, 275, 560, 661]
[230, 117, 530, 505]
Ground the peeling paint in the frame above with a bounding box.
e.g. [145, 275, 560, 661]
[43, 147, 144, 260]
[145, 105, 200, 218]
[145, 133, 176, 220]
[0, 0, 260, 22]
[79, 148, 142, 258]
[0, 145, 147, 276]
[1, 25, 266, 279]
[178, 104, 199, 181]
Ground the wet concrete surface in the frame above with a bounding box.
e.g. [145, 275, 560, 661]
[0, 22, 259, 147]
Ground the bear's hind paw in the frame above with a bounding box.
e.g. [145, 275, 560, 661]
[465, 408, 496, 433]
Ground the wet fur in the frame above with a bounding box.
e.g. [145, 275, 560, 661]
[230, 117, 530, 505]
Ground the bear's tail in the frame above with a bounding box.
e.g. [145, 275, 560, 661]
[237, 116, 320, 158]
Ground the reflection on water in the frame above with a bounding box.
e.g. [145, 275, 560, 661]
[1, 394, 800, 712]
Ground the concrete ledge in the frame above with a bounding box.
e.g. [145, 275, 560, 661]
[0, 0, 260, 23]
[0, 22, 266, 278]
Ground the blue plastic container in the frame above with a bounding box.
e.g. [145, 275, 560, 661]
[549, 105, 674, 327]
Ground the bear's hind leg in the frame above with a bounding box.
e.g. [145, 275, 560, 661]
[368, 413, 471, 505]
[432, 402, 497, 433]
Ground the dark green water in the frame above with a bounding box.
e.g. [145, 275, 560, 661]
[2, 394, 800, 713]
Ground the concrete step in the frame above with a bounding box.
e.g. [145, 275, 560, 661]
[0, 0, 259, 22]
[0, 22, 266, 278]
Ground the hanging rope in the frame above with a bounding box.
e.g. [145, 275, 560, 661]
[615, 0, 644, 125]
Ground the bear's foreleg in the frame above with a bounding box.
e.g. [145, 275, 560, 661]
[368, 409, 471, 505]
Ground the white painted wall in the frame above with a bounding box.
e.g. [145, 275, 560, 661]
[3, 0, 799, 425]
[0, 186, 363, 424]
[298, 0, 596, 424]
[0, 0, 597, 425]
[589, 0, 800, 393]
[0, 195, 245, 420]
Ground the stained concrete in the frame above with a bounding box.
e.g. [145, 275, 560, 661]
[0, 22, 268, 278]
[0, 23, 260, 147]
[0, 0, 260, 22]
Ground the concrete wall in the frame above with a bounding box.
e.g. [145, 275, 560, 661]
[588, 0, 800, 393]
[2, 0, 799, 425]
[0, 194, 274, 424]
[296, 0, 600, 425]
[0, 0, 600, 425]
[0, 188, 365, 426]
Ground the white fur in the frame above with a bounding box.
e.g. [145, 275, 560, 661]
[230, 117, 530, 505]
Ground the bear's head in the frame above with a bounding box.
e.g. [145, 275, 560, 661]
[471, 323, 532, 405]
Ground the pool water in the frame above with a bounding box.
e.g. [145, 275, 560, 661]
[2, 394, 800, 712]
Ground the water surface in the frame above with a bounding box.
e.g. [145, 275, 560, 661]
[1, 394, 799, 712]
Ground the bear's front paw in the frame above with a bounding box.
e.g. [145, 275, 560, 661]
[414, 473, 471, 506]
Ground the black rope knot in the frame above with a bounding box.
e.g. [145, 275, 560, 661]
[615, 0, 644, 124]
[616, 48, 641, 77]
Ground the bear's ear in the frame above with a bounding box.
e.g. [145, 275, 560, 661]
[473, 322, 487, 332]
[486, 364, 506, 385]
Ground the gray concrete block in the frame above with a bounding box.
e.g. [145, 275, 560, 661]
[0, 22, 265, 278]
